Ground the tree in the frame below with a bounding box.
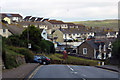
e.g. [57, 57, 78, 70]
[20, 25, 42, 52]
[111, 38, 120, 65]
[20, 25, 42, 45]
[112, 39, 120, 59]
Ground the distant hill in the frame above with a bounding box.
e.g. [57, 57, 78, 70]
[72, 19, 119, 31]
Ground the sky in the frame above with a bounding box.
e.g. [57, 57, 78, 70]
[0, 0, 119, 22]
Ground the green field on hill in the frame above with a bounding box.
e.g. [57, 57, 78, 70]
[73, 19, 119, 31]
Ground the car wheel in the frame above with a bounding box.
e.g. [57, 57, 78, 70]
[43, 62, 46, 65]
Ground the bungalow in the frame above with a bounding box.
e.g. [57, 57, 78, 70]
[77, 39, 108, 59]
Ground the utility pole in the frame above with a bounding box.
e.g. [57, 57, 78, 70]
[27, 25, 31, 49]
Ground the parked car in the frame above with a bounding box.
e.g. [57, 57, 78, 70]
[34, 55, 50, 65]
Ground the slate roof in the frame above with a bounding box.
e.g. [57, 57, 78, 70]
[30, 17, 36, 22]
[24, 16, 32, 21]
[95, 38, 116, 48]
[36, 18, 43, 21]
[7, 24, 25, 35]
[0, 23, 24, 35]
[42, 18, 49, 22]
[95, 32, 107, 36]
[86, 40, 98, 49]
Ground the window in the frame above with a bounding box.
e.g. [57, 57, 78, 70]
[65, 34, 66, 38]
[83, 48, 87, 54]
[3, 29, 6, 33]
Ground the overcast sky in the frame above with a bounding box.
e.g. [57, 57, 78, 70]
[0, 0, 119, 22]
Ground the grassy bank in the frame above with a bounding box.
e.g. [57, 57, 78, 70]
[45, 53, 99, 66]
[3, 46, 34, 69]
[4, 48, 24, 69]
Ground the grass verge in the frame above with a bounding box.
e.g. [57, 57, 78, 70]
[45, 53, 99, 66]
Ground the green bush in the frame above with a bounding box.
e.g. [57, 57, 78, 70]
[40, 40, 55, 54]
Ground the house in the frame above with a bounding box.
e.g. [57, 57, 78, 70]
[1, 13, 23, 24]
[52, 29, 64, 42]
[77, 39, 108, 59]
[0, 23, 24, 37]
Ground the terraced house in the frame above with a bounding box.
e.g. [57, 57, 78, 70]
[60, 28, 94, 41]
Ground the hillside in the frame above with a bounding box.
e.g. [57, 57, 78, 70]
[72, 19, 119, 31]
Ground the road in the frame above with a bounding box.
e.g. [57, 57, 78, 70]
[31, 65, 119, 80]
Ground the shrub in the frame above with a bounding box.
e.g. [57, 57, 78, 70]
[40, 40, 55, 54]
[8, 46, 34, 63]
[4, 53, 18, 69]
[3, 49, 24, 69]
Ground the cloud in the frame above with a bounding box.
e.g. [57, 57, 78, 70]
[0, 0, 119, 21]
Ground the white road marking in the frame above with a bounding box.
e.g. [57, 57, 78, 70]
[67, 65, 74, 71]
[82, 78, 86, 80]
[67, 65, 87, 80]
